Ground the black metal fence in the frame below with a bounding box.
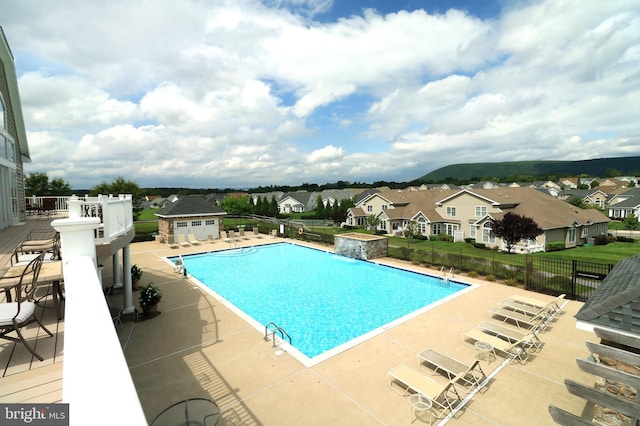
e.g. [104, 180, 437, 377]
[249, 219, 614, 301]
[388, 245, 613, 301]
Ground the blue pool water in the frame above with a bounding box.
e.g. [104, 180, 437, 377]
[175, 243, 469, 363]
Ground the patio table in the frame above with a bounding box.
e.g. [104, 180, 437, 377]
[1, 260, 64, 320]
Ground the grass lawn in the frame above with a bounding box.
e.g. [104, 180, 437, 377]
[135, 221, 158, 234]
[534, 241, 639, 264]
[137, 208, 159, 221]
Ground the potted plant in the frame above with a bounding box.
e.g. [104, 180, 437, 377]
[139, 283, 162, 318]
[131, 264, 143, 290]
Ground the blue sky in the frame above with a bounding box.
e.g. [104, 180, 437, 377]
[1, 0, 638, 189]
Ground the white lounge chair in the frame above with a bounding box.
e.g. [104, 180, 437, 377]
[478, 321, 542, 351]
[387, 364, 462, 419]
[507, 294, 565, 317]
[187, 234, 201, 245]
[253, 227, 262, 238]
[178, 234, 191, 247]
[490, 306, 547, 331]
[462, 328, 529, 363]
[417, 349, 486, 390]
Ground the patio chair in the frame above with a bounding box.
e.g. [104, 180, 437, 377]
[478, 321, 542, 351]
[178, 234, 191, 247]
[253, 227, 262, 238]
[462, 328, 529, 363]
[228, 230, 238, 241]
[506, 293, 565, 317]
[222, 231, 231, 243]
[239, 229, 249, 240]
[0, 252, 53, 361]
[387, 364, 462, 419]
[270, 229, 278, 238]
[206, 234, 216, 244]
[489, 306, 547, 331]
[187, 234, 201, 245]
[417, 348, 487, 390]
[13, 230, 60, 263]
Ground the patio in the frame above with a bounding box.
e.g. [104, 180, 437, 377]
[0, 221, 597, 424]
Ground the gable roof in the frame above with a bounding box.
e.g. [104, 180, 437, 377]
[575, 254, 640, 334]
[155, 195, 226, 217]
[0, 27, 29, 162]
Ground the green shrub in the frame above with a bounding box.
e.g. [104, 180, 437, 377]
[437, 233, 453, 242]
[616, 236, 635, 243]
[546, 241, 566, 251]
[472, 242, 486, 249]
[594, 235, 609, 246]
[486, 274, 496, 281]
[414, 234, 429, 240]
[504, 278, 518, 286]
[464, 238, 476, 243]
[467, 271, 478, 278]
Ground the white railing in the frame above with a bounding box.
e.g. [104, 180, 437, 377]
[25, 195, 69, 214]
[73, 194, 134, 243]
[30, 194, 134, 243]
[62, 256, 146, 424]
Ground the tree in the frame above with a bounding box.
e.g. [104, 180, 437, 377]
[489, 212, 543, 253]
[90, 176, 145, 219]
[365, 214, 381, 231]
[24, 172, 51, 196]
[24, 172, 72, 196]
[220, 194, 252, 215]
[623, 214, 639, 231]
[49, 177, 73, 195]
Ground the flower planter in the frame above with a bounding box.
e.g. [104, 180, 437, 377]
[142, 304, 158, 318]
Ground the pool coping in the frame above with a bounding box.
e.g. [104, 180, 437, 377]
[164, 241, 479, 368]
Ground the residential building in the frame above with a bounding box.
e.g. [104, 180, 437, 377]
[347, 187, 609, 252]
[0, 27, 28, 230]
[607, 187, 640, 219]
[558, 188, 609, 209]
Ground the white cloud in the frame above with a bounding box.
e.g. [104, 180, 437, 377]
[1, 0, 636, 189]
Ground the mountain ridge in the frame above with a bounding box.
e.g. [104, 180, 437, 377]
[421, 156, 640, 182]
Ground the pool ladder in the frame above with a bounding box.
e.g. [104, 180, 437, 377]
[264, 322, 292, 348]
[440, 266, 455, 282]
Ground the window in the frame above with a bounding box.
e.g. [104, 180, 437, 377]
[446, 206, 456, 217]
[191, 220, 202, 227]
[568, 228, 576, 243]
[176, 221, 187, 228]
[482, 223, 495, 243]
[417, 217, 426, 235]
[470, 225, 477, 238]
[581, 228, 588, 238]
[445, 224, 458, 236]
[367, 205, 373, 213]
[475, 206, 487, 217]
[432, 223, 442, 235]
[380, 220, 387, 231]
[205, 219, 216, 225]
[382, 205, 388, 210]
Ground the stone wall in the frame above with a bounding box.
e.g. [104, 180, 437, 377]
[334, 234, 388, 260]
[593, 353, 639, 426]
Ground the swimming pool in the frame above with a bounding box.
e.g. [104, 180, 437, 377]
[174, 243, 472, 366]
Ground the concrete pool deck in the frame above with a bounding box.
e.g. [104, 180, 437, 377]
[112, 236, 596, 425]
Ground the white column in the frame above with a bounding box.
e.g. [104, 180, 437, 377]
[51, 217, 101, 279]
[122, 245, 135, 314]
[112, 252, 122, 289]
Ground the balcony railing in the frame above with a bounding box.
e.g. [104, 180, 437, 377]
[27, 194, 134, 243]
